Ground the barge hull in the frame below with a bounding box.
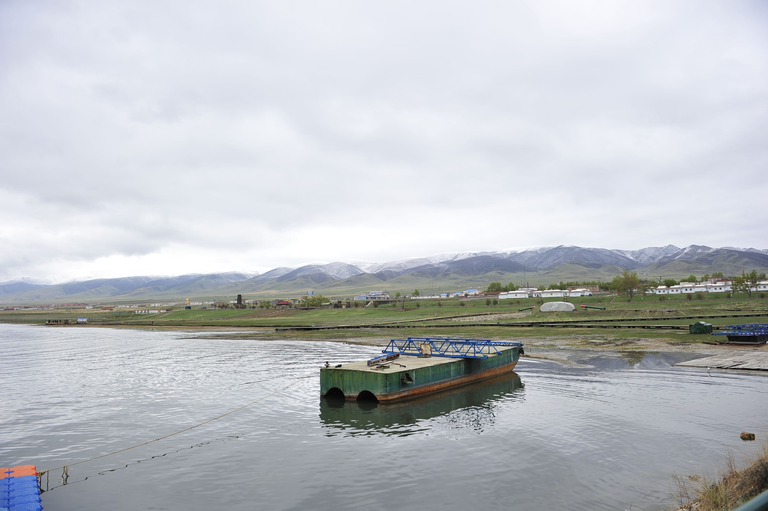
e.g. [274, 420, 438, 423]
[371, 359, 518, 402]
[321, 346, 521, 403]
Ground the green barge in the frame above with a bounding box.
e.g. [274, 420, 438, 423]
[320, 338, 524, 403]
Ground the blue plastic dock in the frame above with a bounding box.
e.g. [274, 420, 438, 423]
[1, 466, 43, 511]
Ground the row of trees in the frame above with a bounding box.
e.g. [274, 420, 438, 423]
[486, 282, 520, 292]
[611, 269, 766, 301]
[661, 272, 726, 287]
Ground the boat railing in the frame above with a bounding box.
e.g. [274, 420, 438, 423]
[382, 337, 524, 359]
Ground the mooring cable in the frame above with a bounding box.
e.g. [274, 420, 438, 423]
[38, 374, 313, 479]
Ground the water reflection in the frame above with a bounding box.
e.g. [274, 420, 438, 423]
[320, 372, 524, 436]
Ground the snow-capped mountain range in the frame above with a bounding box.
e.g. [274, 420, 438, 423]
[2, 245, 767, 303]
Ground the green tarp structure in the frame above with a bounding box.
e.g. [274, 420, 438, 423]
[689, 321, 713, 334]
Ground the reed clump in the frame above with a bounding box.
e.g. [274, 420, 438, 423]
[671, 437, 768, 510]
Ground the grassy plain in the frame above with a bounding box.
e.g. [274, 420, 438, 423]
[2, 294, 766, 350]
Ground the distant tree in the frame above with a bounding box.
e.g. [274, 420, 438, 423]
[395, 291, 401, 298]
[702, 273, 710, 282]
[612, 268, 641, 301]
[492, 299, 498, 306]
[711, 272, 724, 278]
[686, 274, 698, 283]
[413, 289, 420, 297]
[486, 282, 503, 293]
[663, 278, 679, 288]
[639, 279, 655, 297]
[504, 282, 519, 292]
[416, 302, 420, 307]
[733, 270, 767, 299]
[306, 295, 329, 307]
[486, 298, 491, 306]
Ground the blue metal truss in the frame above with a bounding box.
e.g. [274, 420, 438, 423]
[382, 337, 524, 359]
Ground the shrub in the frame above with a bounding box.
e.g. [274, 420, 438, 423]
[658, 295, 666, 302]
[760, 293, 766, 299]
[460, 302, 466, 307]
[686, 293, 693, 301]
[696, 293, 704, 300]
[438, 301, 442, 307]
[416, 302, 421, 307]
[493, 299, 498, 306]
[373, 301, 379, 308]
[486, 298, 491, 306]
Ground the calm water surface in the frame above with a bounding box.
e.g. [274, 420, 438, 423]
[1, 324, 767, 510]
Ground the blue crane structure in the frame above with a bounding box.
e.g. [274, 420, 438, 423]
[381, 337, 524, 359]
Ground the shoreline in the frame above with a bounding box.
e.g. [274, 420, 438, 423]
[5, 321, 768, 371]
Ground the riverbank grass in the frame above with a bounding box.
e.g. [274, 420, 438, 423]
[671, 437, 768, 510]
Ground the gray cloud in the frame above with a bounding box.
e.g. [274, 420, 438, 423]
[1, 0, 766, 281]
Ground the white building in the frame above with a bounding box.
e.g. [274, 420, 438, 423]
[567, 288, 592, 297]
[540, 289, 567, 298]
[500, 290, 530, 299]
[655, 286, 669, 295]
[669, 284, 695, 294]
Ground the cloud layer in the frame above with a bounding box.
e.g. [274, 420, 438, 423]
[1, 0, 766, 281]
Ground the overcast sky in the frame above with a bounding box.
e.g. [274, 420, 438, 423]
[1, 0, 766, 283]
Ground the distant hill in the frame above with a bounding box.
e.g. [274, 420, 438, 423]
[1, 245, 767, 304]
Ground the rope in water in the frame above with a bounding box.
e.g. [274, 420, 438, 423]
[38, 375, 310, 478]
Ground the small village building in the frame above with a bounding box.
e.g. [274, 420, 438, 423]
[502, 290, 529, 299]
[567, 288, 592, 297]
[566, 284, 601, 293]
[655, 286, 669, 295]
[540, 289, 567, 298]
[465, 289, 480, 296]
[668, 283, 696, 294]
[76, 317, 88, 324]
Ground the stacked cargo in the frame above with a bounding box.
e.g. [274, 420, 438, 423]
[1, 465, 43, 511]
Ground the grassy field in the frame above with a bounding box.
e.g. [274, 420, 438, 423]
[2, 294, 766, 347]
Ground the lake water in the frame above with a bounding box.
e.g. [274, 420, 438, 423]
[1, 324, 767, 511]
